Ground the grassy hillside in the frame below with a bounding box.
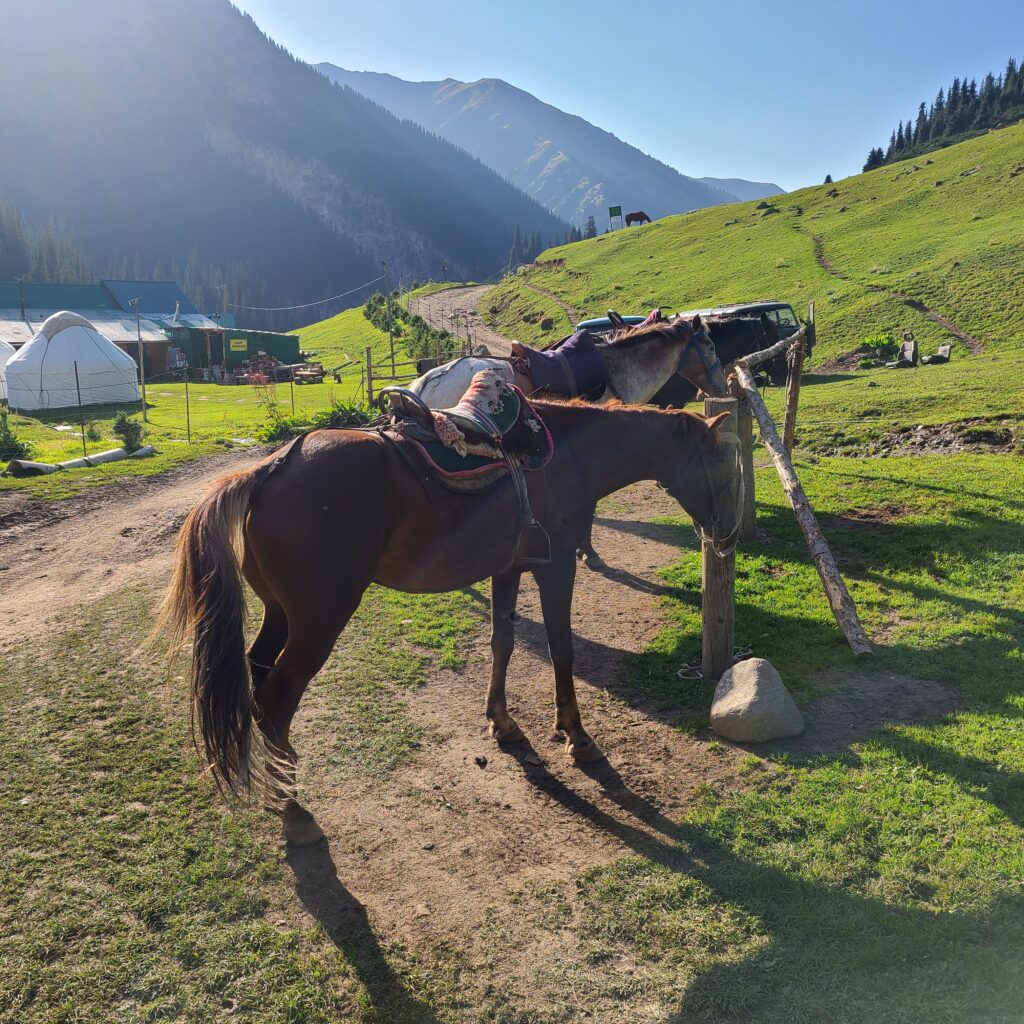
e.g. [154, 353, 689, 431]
[296, 306, 396, 372]
[486, 121, 1024, 362]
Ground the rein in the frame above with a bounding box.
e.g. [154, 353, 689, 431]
[674, 325, 723, 387]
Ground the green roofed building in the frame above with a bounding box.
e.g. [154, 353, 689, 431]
[0, 279, 299, 378]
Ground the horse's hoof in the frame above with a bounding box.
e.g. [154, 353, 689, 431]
[578, 549, 606, 571]
[488, 719, 526, 744]
[566, 735, 605, 762]
[283, 805, 326, 847]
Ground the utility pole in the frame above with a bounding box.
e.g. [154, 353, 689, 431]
[440, 258, 448, 283]
[382, 259, 395, 374]
[129, 297, 148, 421]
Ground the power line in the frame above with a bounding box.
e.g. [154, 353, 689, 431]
[227, 274, 386, 313]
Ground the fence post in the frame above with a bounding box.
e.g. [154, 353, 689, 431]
[782, 301, 812, 455]
[731, 382, 756, 541]
[290, 368, 296, 416]
[184, 376, 191, 444]
[365, 346, 374, 406]
[701, 395, 738, 681]
[73, 360, 87, 457]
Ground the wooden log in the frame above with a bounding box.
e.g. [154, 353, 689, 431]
[702, 395, 738, 680]
[782, 303, 811, 455]
[730, 380, 756, 541]
[733, 364, 872, 656]
[735, 325, 806, 370]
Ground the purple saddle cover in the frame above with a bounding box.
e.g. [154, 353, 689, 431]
[523, 330, 609, 397]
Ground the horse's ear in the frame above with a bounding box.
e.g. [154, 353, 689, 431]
[704, 411, 730, 435]
[691, 314, 702, 332]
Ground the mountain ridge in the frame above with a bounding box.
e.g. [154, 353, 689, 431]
[0, 0, 564, 326]
[318, 65, 784, 224]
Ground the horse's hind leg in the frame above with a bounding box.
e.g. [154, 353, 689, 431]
[534, 556, 603, 762]
[486, 571, 525, 743]
[242, 548, 287, 690]
[576, 501, 606, 571]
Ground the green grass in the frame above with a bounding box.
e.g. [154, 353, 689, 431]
[296, 305, 398, 374]
[484, 121, 1024, 361]
[0, 582, 486, 1023]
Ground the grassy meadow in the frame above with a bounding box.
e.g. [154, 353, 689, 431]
[485, 121, 1024, 361]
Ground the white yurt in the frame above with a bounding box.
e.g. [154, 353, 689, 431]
[5, 311, 140, 411]
[0, 338, 15, 402]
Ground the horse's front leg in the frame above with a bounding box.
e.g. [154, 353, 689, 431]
[575, 501, 606, 571]
[486, 571, 525, 743]
[534, 555, 603, 762]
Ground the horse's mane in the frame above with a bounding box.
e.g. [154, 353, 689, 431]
[604, 317, 692, 352]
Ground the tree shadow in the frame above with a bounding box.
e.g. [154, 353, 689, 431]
[286, 843, 443, 1023]
[503, 744, 1024, 1023]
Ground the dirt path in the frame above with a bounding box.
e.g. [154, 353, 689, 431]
[811, 233, 983, 351]
[0, 447, 267, 647]
[409, 284, 512, 355]
[522, 279, 582, 327]
[290, 481, 746, 1015]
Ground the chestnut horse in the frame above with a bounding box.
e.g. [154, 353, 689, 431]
[161, 400, 740, 845]
[625, 211, 651, 226]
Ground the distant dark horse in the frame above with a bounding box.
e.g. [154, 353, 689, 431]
[625, 211, 652, 226]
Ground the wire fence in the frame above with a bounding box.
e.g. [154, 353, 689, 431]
[4, 361, 376, 464]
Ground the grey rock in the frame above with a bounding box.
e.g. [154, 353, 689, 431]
[710, 658, 804, 743]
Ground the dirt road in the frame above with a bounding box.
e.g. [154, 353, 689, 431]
[0, 447, 266, 646]
[408, 284, 513, 355]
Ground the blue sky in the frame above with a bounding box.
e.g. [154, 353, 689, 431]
[235, 0, 1022, 191]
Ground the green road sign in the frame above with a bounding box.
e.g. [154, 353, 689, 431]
[608, 205, 622, 218]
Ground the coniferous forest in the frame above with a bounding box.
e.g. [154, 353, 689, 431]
[864, 57, 1024, 170]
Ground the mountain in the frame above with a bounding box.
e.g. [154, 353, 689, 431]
[0, 0, 564, 327]
[484, 121, 1024, 362]
[318, 67, 784, 225]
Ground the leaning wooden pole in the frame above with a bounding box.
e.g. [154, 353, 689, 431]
[732, 363, 872, 656]
[782, 302, 813, 455]
[701, 395, 738, 679]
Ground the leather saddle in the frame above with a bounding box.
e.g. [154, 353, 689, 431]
[379, 370, 553, 564]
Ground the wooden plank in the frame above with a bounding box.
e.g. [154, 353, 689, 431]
[733, 364, 872, 656]
[730, 381, 756, 541]
[781, 302, 812, 455]
[701, 395, 738, 679]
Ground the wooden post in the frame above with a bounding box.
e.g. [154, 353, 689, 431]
[701, 395, 738, 680]
[733, 363, 872, 656]
[731, 381, 756, 541]
[782, 302, 812, 455]
[365, 346, 374, 405]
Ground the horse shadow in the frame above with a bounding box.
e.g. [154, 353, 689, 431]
[501, 739, 1024, 1022]
[286, 844, 443, 1023]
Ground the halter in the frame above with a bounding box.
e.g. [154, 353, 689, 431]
[658, 426, 744, 559]
[675, 325, 723, 388]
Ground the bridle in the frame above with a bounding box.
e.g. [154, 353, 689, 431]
[659, 427, 744, 559]
[674, 324, 723, 390]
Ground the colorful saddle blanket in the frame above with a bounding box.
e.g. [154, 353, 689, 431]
[405, 369, 553, 486]
[518, 329, 609, 397]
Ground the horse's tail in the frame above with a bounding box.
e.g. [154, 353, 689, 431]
[157, 464, 273, 803]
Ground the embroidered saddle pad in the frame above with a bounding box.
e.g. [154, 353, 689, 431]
[516, 329, 609, 397]
[395, 369, 553, 491]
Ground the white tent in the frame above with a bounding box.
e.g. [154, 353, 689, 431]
[5, 311, 140, 411]
[0, 338, 15, 402]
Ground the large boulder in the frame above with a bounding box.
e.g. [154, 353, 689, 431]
[710, 658, 804, 743]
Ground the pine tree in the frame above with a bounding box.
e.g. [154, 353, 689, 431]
[824, 173, 833, 184]
[584, 215, 597, 239]
[895, 121, 905, 151]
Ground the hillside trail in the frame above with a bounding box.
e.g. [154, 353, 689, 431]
[522, 279, 582, 327]
[810, 232, 983, 352]
[408, 284, 513, 355]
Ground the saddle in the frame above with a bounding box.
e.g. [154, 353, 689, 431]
[510, 329, 609, 398]
[379, 370, 553, 564]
